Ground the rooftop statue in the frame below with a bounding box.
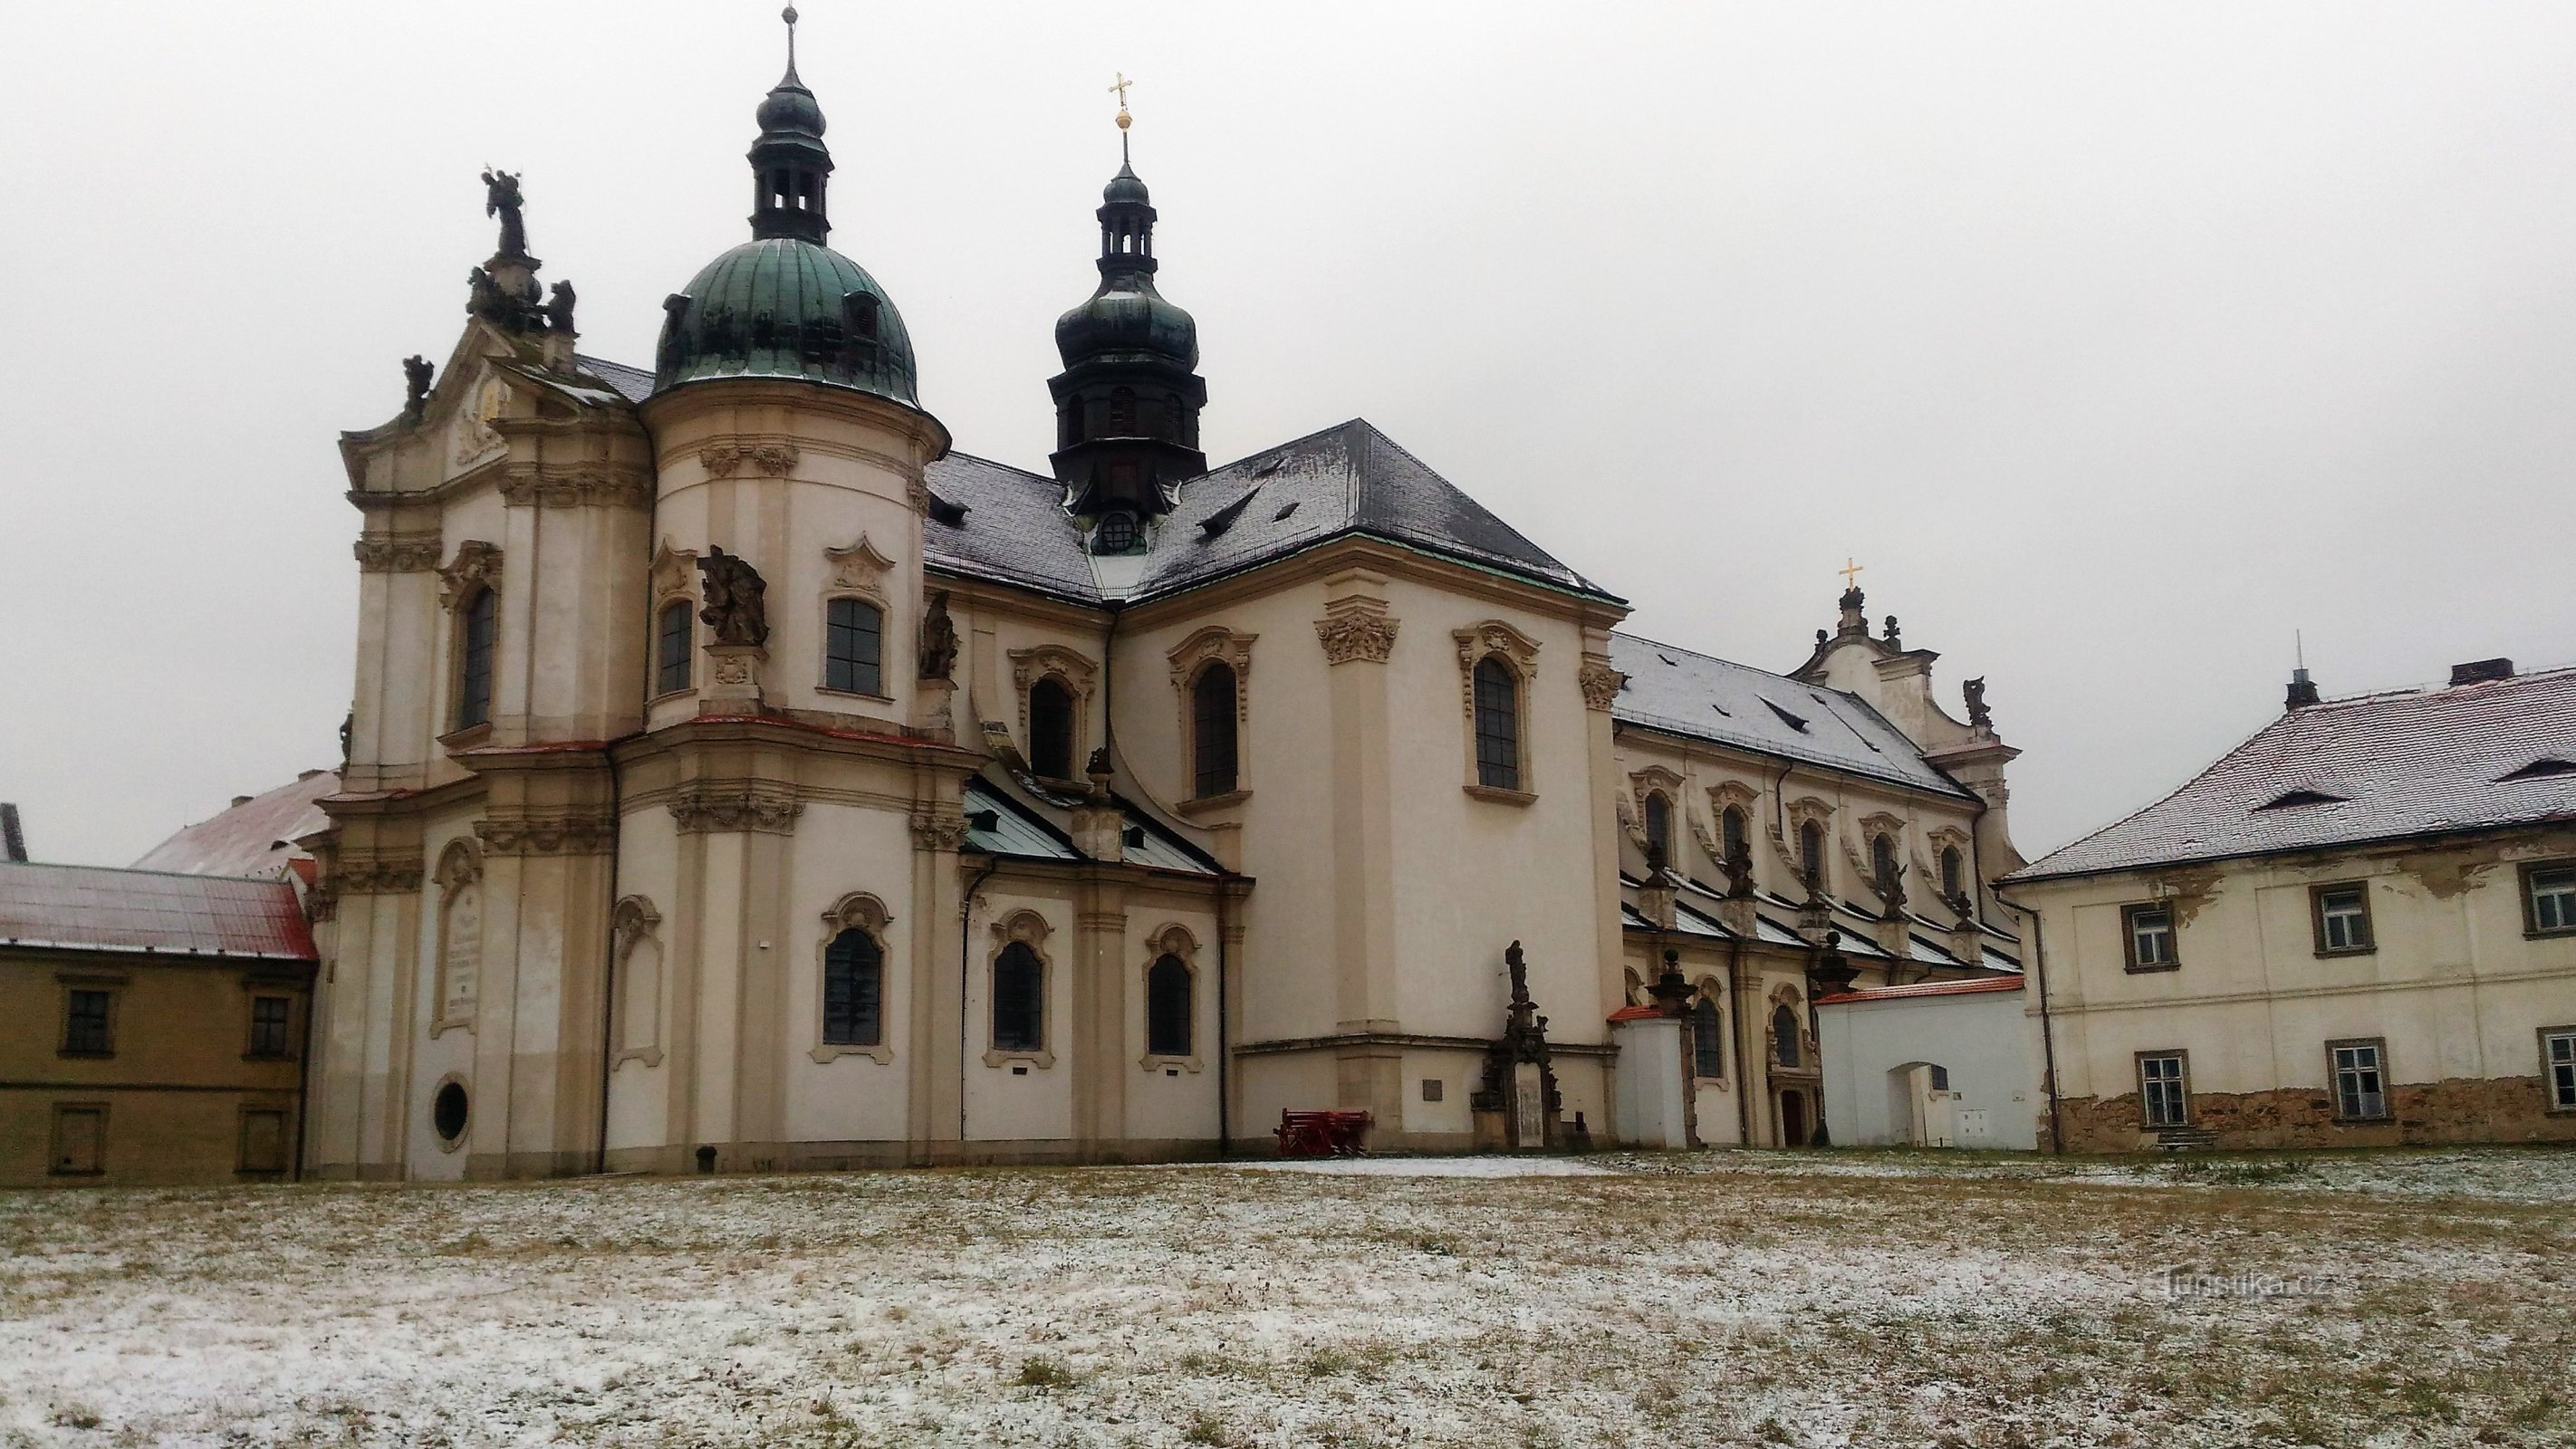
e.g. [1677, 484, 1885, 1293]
[482, 168, 529, 259]
[1965, 677, 1993, 731]
[400, 355, 433, 422]
[545, 280, 577, 336]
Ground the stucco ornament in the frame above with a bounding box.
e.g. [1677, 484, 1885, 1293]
[437, 541, 503, 609]
[698, 443, 800, 478]
[668, 782, 803, 834]
[909, 810, 968, 851]
[649, 540, 700, 601]
[354, 533, 442, 573]
[1452, 620, 1541, 715]
[474, 812, 616, 856]
[696, 547, 769, 647]
[1167, 625, 1256, 705]
[823, 533, 895, 600]
[1313, 598, 1399, 665]
[1579, 660, 1625, 711]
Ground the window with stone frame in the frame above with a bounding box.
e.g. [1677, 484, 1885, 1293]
[1692, 995, 1725, 1079]
[1473, 655, 1521, 792]
[1798, 819, 1826, 890]
[2139, 1052, 2189, 1128]
[1147, 954, 1192, 1058]
[1772, 1003, 1802, 1068]
[654, 599, 693, 696]
[1870, 833, 1900, 900]
[1190, 662, 1239, 800]
[2524, 862, 2576, 936]
[1643, 792, 1673, 867]
[62, 988, 111, 1056]
[1939, 845, 1966, 901]
[2329, 1038, 2390, 1121]
[993, 941, 1046, 1054]
[823, 597, 884, 696]
[2123, 902, 2179, 971]
[1721, 806, 1751, 867]
[2544, 1029, 2576, 1112]
[456, 587, 497, 730]
[1027, 677, 1077, 781]
[822, 927, 885, 1047]
[247, 995, 293, 1058]
[2312, 883, 2374, 955]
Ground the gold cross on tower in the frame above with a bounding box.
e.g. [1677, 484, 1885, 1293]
[1110, 72, 1135, 130]
[1839, 557, 1864, 590]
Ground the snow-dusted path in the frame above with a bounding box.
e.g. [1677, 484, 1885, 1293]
[4, 1148, 2570, 1446]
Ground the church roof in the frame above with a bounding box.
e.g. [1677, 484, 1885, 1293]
[0, 862, 316, 962]
[130, 770, 337, 880]
[1133, 420, 1612, 602]
[2011, 664, 2576, 882]
[577, 354, 657, 404]
[924, 453, 1104, 605]
[1609, 634, 1974, 800]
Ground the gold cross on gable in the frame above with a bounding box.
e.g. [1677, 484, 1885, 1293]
[1839, 557, 1864, 590]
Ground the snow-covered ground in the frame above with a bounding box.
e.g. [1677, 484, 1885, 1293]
[4, 1147, 2570, 1447]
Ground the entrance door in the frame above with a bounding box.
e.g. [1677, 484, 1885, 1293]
[1778, 1091, 1808, 1147]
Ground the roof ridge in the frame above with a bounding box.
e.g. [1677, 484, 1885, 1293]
[1198, 417, 1370, 476]
[0, 859, 297, 887]
[2014, 711, 2293, 874]
[938, 449, 1058, 485]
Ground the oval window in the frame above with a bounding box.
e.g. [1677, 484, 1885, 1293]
[432, 1080, 470, 1143]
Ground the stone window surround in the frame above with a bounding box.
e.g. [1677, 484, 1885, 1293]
[48, 1101, 108, 1177]
[56, 972, 123, 1058]
[1456, 619, 1541, 807]
[648, 540, 700, 703]
[2326, 1037, 2393, 1123]
[2520, 859, 2576, 938]
[2135, 1049, 2191, 1128]
[812, 891, 896, 1065]
[1168, 626, 1256, 811]
[2310, 880, 2376, 957]
[1138, 923, 1205, 1074]
[984, 908, 1057, 1070]
[437, 541, 503, 743]
[817, 594, 894, 704]
[1783, 798, 1834, 891]
[1691, 976, 1728, 1084]
[430, 1072, 471, 1153]
[2121, 900, 2180, 973]
[1625, 764, 1686, 861]
[429, 839, 483, 1038]
[2540, 1025, 2576, 1114]
[612, 895, 666, 1068]
[1010, 645, 1099, 785]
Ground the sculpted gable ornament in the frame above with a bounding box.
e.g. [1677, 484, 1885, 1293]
[649, 539, 700, 601]
[1313, 597, 1399, 665]
[437, 541, 503, 609]
[1452, 619, 1541, 715]
[823, 533, 896, 600]
[1167, 625, 1257, 705]
[699, 442, 801, 478]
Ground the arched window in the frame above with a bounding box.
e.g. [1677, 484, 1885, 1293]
[1027, 677, 1075, 780]
[825, 598, 883, 696]
[1799, 819, 1825, 889]
[1773, 1004, 1803, 1068]
[993, 941, 1044, 1052]
[1870, 833, 1900, 899]
[1473, 655, 1521, 792]
[655, 600, 693, 696]
[1191, 663, 1238, 799]
[1939, 845, 1966, 902]
[1643, 792, 1672, 867]
[1692, 995, 1725, 1079]
[822, 927, 883, 1047]
[1721, 805, 1750, 865]
[457, 588, 496, 730]
[1147, 954, 1192, 1057]
[1110, 387, 1137, 435]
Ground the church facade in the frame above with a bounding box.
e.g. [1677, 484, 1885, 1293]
[306, 30, 2026, 1180]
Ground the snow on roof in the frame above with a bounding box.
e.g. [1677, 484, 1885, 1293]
[2011, 665, 2576, 882]
[1610, 634, 1973, 799]
[131, 770, 338, 879]
[1812, 975, 2025, 1006]
[0, 862, 317, 961]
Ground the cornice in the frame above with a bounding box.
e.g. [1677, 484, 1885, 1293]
[1120, 534, 1629, 634]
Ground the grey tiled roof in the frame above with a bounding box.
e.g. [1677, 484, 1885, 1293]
[922, 454, 1102, 605]
[1132, 419, 1613, 602]
[1610, 634, 1974, 799]
[2011, 666, 2576, 881]
[575, 354, 656, 405]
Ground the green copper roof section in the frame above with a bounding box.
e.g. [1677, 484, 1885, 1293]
[653, 237, 918, 405]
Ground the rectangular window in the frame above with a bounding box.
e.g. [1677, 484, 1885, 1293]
[51, 1105, 105, 1176]
[2312, 884, 2374, 955]
[824, 598, 883, 696]
[248, 995, 293, 1057]
[2525, 863, 2576, 936]
[2543, 1029, 2576, 1112]
[1472, 657, 1520, 792]
[2330, 1039, 2390, 1121]
[655, 600, 693, 696]
[62, 989, 111, 1055]
[238, 1109, 289, 1174]
[2139, 1053, 2189, 1128]
[2122, 903, 2178, 970]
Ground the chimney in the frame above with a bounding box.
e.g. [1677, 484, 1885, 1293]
[232, 794, 255, 809]
[2448, 657, 2514, 686]
[1, 803, 24, 862]
[2284, 667, 2321, 711]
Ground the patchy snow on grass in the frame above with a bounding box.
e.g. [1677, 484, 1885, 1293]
[3, 1148, 2570, 1447]
[1232, 1156, 1617, 1177]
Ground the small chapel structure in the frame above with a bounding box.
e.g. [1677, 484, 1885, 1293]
[305, 17, 2027, 1178]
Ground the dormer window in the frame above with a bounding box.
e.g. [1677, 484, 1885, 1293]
[2257, 788, 2347, 810]
[2500, 756, 2576, 782]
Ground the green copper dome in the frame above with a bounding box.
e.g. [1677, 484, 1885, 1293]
[654, 242, 918, 403]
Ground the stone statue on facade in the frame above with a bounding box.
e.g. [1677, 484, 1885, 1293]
[918, 590, 959, 679]
[401, 355, 433, 422]
[1964, 677, 1992, 731]
[482, 168, 529, 258]
[696, 547, 770, 648]
[545, 280, 577, 336]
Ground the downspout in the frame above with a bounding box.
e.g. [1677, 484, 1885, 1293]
[293, 955, 317, 1184]
[1992, 884, 2062, 1155]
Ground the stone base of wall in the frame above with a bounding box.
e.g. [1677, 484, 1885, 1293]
[2054, 1073, 2576, 1154]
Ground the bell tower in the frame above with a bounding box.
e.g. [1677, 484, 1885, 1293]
[1047, 81, 1207, 549]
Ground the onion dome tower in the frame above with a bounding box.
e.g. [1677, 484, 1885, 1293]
[652, 7, 918, 403]
[1048, 82, 1206, 552]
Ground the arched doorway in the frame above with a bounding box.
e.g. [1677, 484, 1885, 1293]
[1778, 1090, 1810, 1147]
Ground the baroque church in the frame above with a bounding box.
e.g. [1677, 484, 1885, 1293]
[310, 18, 2027, 1179]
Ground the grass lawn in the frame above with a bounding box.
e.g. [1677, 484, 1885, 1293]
[3, 1147, 2570, 1447]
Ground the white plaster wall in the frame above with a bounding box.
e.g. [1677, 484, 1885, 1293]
[1238, 1051, 1339, 1150]
[1817, 989, 2037, 1150]
[782, 801, 919, 1145]
[604, 804, 678, 1153]
[403, 809, 484, 1179]
[1400, 1048, 1482, 1138]
[1123, 909, 1223, 1144]
[964, 890, 1075, 1143]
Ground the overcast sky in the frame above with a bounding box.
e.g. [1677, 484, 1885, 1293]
[5, 2, 2573, 868]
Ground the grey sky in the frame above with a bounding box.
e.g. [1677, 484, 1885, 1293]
[5, 2, 2572, 868]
